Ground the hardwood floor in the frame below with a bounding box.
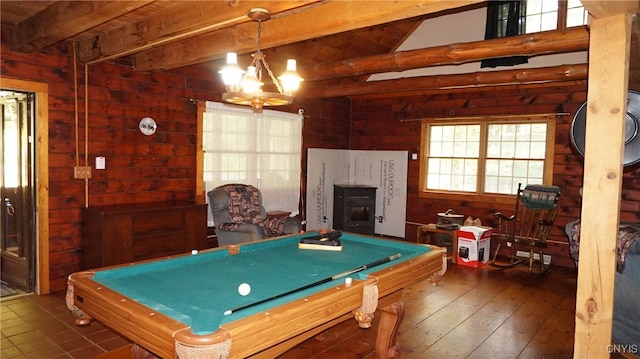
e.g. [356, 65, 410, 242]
[280, 263, 578, 359]
[3, 262, 588, 358]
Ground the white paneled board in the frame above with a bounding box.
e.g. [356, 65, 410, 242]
[306, 148, 408, 237]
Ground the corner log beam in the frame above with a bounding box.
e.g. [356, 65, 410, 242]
[300, 64, 588, 98]
[303, 27, 589, 81]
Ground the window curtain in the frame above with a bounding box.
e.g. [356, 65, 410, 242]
[203, 102, 302, 225]
[481, 0, 528, 68]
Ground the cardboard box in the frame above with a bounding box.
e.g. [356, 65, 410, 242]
[456, 226, 492, 268]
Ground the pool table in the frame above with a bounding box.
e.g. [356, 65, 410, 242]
[66, 232, 446, 358]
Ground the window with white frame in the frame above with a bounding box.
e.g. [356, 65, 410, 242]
[421, 116, 555, 196]
[203, 102, 302, 225]
[565, 0, 589, 27]
[525, 0, 588, 33]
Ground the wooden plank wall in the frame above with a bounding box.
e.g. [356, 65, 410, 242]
[0, 26, 352, 292]
[3, 23, 640, 290]
[1, 31, 215, 291]
[349, 82, 640, 268]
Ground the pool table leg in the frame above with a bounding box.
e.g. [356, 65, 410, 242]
[376, 300, 405, 359]
[427, 250, 448, 286]
[354, 280, 379, 329]
[65, 283, 92, 326]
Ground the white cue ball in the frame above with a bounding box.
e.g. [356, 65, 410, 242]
[238, 283, 251, 296]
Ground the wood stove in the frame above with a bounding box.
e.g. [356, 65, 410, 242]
[333, 185, 376, 235]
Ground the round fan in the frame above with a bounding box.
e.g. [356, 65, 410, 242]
[570, 90, 640, 166]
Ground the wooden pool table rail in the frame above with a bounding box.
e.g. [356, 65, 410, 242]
[66, 242, 447, 359]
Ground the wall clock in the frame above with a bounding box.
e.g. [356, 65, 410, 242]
[139, 117, 157, 135]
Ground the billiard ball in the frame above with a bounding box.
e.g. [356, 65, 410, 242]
[238, 283, 251, 296]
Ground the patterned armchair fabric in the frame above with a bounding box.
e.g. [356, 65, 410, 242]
[216, 184, 285, 238]
[565, 219, 640, 346]
[208, 184, 301, 246]
[566, 220, 640, 274]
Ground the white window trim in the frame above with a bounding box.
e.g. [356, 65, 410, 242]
[203, 102, 302, 225]
[420, 115, 556, 198]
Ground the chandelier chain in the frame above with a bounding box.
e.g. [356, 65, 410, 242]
[255, 20, 284, 94]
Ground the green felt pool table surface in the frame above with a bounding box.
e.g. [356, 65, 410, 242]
[67, 231, 446, 358]
[93, 232, 430, 333]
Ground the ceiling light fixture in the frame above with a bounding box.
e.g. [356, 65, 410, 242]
[219, 8, 303, 112]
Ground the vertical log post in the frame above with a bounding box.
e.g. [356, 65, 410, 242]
[574, 11, 632, 358]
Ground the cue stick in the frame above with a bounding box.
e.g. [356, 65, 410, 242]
[223, 253, 402, 316]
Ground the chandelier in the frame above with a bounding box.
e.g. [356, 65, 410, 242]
[219, 8, 303, 112]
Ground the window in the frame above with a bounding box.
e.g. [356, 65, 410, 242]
[481, 1, 527, 68]
[492, 1, 526, 38]
[525, 0, 588, 33]
[485, 122, 548, 193]
[426, 124, 480, 192]
[421, 116, 555, 196]
[202, 102, 302, 225]
[565, 0, 589, 28]
[482, 0, 587, 68]
[526, 0, 559, 32]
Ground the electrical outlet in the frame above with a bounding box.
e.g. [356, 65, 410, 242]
[74, 166, 92, 179]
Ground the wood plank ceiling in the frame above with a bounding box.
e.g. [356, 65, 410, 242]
[1, 1, 638, 97]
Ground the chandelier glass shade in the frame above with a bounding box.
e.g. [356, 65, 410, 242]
[219, 8, 303, 112]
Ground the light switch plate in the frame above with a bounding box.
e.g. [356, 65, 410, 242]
[96, 156, 105, 170]
[74, 166, 92, 179]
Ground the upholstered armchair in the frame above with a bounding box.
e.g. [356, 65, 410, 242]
[207, 184, 301, 246]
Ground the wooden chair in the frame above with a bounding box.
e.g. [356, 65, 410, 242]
[490, 183, 563, 275]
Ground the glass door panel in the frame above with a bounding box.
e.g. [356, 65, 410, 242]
[1, 90, 36, 293]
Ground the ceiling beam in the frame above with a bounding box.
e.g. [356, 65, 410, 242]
[132, 0, 483, 71]
[303, 27, 589, 81]
[77, 1, 319, 64]
[301, 64, 588, 98]
[9, 1, 154, 52]
[582, 0, 639, 19]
